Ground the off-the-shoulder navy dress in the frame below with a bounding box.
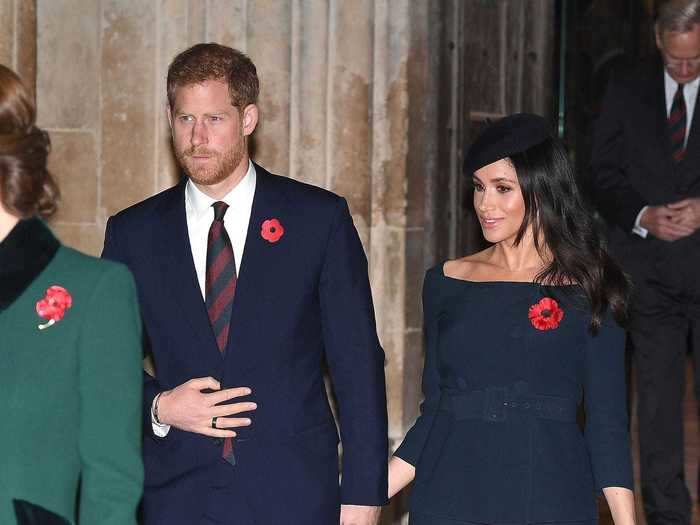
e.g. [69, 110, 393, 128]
[395, 265, 633, 525]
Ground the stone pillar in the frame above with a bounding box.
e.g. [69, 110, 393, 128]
[36, 0, 107, 253]
[0, 0, 37, 98]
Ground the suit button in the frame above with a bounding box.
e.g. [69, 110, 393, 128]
[213, 438, 223, 446]
[524, 403, 530, 409]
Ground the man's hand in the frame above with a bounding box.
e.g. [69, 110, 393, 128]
[340, 504, 381, 525]
[639, 204, 695, 241]
[666, 198, 700, 231]
[157, 377, 256, 437]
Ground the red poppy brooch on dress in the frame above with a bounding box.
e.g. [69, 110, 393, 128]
[528, 297, 564, 331]
[36, 285, 73, 330]
[261, 218, 284, 243]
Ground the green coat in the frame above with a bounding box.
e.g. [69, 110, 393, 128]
[0, 218, 143, 524]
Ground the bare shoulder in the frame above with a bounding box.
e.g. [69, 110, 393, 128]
[443, 249, 493, 281]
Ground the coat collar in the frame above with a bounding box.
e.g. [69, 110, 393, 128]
[0, 218, 60, 311]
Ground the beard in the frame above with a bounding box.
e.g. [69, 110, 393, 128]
[175, 135, 246, 187]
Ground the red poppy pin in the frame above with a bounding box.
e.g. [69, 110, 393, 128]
[261, 218, 284, 243]
[528, 297, 564, 331]
[36, 285, 73, 330]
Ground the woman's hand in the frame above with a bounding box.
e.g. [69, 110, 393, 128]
[388, 456, 416, 499]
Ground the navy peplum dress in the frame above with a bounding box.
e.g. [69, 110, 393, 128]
[395, 265, 634, 525]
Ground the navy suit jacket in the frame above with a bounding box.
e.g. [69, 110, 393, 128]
[103, 164, 388, 524]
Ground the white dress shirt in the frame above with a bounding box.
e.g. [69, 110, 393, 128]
[152, 161, 257, 436]
[632, 71, 700, 238]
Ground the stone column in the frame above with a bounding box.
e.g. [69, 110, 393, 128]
[36, 0, 105, 252]
[0, 0, 37, 98]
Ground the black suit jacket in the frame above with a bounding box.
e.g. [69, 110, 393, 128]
[592, 60, 700, 287]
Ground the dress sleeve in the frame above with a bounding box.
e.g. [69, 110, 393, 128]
[78, 263, 144, 524]
[394, 268, 441, 466]
[583, 311, 634, 492]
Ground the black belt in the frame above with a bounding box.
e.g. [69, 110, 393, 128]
[438, 385, 577, 423]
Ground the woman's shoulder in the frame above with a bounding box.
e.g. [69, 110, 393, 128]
[423, 252, 492, 299]
[441, 251, 490, 280]
[441, 248, 530, 283]
[52, 246, 135, 291]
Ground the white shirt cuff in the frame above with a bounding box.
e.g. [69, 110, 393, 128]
[632, 206, 649, 238]
[151, 397, 171, 437]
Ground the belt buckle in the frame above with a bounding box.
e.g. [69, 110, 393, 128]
[483, 386, 507, 422]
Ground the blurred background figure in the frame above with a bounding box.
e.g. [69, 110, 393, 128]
[0, 64, 143, 525]
[591, 1, 700, 524]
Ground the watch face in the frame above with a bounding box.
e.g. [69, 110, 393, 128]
[13, 499, 71, 525]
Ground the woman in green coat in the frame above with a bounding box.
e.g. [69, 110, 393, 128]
[0, 65, 143, 524]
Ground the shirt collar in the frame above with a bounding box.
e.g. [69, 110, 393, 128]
[185, 160, 257, 221]
[664, 69, 700, 93]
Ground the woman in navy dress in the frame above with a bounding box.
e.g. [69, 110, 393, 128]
[388, 114, 636, 524]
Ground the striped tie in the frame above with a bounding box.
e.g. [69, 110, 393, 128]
[205, 201, 236, 465]
[206, 201, 236, 353]
[669, 83, 687, 163]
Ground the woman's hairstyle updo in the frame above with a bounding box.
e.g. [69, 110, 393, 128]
[508, 136, 630, 333]
[0, 64, 58, 218]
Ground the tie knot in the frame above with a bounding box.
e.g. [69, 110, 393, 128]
[677, 83, 685, 94]
[212, 201, 229, 222]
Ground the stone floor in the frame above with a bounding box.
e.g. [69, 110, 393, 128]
[599, 358, 700, 525]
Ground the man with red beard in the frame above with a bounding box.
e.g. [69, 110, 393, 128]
[102, 43, 388, 525]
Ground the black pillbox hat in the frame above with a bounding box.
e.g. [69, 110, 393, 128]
[463, 113, 552, 175]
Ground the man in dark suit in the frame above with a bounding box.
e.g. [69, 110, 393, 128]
[592, 1, 700, 523]
[103, 43, 388, 525]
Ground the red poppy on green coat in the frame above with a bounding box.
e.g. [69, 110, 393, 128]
[36, 285, 73, 330]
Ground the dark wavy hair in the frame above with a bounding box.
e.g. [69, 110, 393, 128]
[0, 64, 58, 219]
[509, 136, 630, 334]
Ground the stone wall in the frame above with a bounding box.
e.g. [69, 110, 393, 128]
[0, 0, 36, 98]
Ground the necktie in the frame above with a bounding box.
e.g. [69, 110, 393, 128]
[206, 201, 236, 353]
[205, 201, 237, 465]
[669, 83, 687, 163]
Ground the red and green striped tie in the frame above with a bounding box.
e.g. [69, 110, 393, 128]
[669, 83, 687, 163]
[205, 201, 236, 465]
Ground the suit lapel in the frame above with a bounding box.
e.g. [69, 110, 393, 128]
[224, 164, 290, 370]
[155, 181, 222, 366]
[682, 82, 700, 166]
[648, 65, 676, 170]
